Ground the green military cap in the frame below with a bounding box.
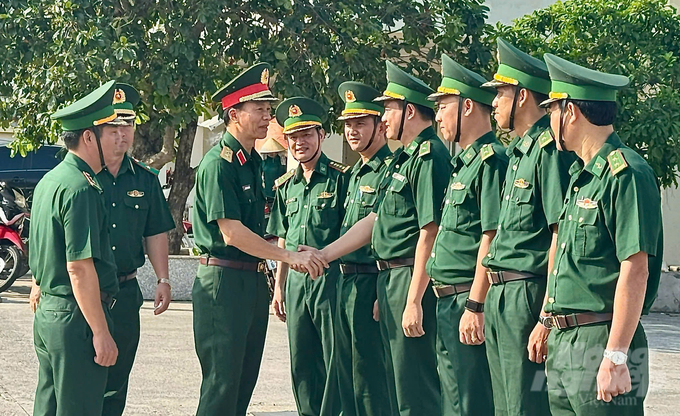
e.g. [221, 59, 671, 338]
[337, 81, 385, 120]
[539, 53, 630, 107]
[112, 83, 140, 121]
[276, 97, 328, 134]
[374, 61, 435, 109]
[481, 38, 551, 95]
[212, 62, 277, 110]
[428, 54, 496, 106]
[51, 80, 118, 131]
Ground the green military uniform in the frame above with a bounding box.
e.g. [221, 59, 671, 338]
[98, 83, 176, 416]
[540, 53, 663, 416]
[259, 137, 287, 201]
[335, 81, 393, 416]
[192, 63, 277, 416]
[30, 81, 119, 416]
[480, 39, 575, 416]
[425, 55, 505, 416]
[267, 97, 349, 416]
[370, 62, 452, 416]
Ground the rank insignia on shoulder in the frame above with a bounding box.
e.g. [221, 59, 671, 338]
[359, 185, 376, 194]
[127, 190, 145, 198]
[392, 172, 406, 182]
[132, 157, 160, 175]
[220, 147, 233, 163]
[274, 170, 295, 189]
[329, 160, 350, 173]
[236, 149, 247, 166]
[513, 178, 530, 189]
[418, 141, 431, 157]
[607, 149, 628, 175]
[318, 192, 333, 199]
[405, 140, 419, 155]
[575, 197, 598, 209]
[82, 171, 102, 193]
[480, 144, 495, 161]
[538, 130, 555, 148]
[518, 136, 532, 153]
[451, 182, 466, 190]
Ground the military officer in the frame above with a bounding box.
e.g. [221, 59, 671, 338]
[313, 61, 452, 416]
[335, 81, 393, 416]
[30, 81, 120, 415]
[192, 64, 326, 416]
[258, 136, 287, 204]
[426, 55, 506, 416]
[540, 53, 663, 416]
[267, 97, 349, 416]
[479, 38, 575, 415]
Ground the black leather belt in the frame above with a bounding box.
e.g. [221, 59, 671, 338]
[543, 312, 613, 330]
[432, 282, 473, 298]
[200, 257, 260, 271]
[486, 270, 538, 285]
[340, 263, 379, 275]
[101, 291, 116, 309]
[118, 270, 137, 284]
[376, 258, 415, 271]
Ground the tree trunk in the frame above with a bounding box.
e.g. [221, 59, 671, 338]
[166, 120, 197, 254]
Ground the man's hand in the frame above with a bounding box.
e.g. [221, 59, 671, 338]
[373, 300, 380, 322]
[29, 281, 41, 313]
[402, 302, 425, 338]
[597, 357, 632, 402]
[272, 285, 286, 322]
[290, 245, 329, 279]
[459, 309, 485, 345]
[527, 321, 550, 364]
[93, 331, 118, 367]
[154, 282, 171, 315]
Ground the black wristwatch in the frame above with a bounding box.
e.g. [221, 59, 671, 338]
[465, 298, 484, 313]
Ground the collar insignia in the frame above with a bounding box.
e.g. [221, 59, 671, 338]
[236, 149, 247, 166]
[82, 172, 102, 192]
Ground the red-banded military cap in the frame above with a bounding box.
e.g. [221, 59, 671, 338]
[211, 63, 277, 110]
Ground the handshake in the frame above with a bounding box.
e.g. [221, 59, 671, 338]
[288, 245, 330, 279]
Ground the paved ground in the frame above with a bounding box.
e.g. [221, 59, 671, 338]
[1, 276, 680, 415]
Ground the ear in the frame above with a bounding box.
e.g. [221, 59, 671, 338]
[566, 102, 579, 125]
[318, 128, 326, 141]
[406, 103, 417, 120]
[517, 88, 529, 108]
[228, 107, 239, 123]
[463, 98, 474, 117]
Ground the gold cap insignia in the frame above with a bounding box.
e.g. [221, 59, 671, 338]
[318, 192, 333, 199]
[113, 89, 126, 105]
[576, 197, 598, 210]
[289, 104, 302, 118]
[345, 90, 356, 102]
[261, 68, 270, 85]
[513, 178, 530, 189]
[451, 182, 466, 191]
[127, 190, 145, 198]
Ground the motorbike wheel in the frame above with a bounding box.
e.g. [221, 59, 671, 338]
[0, 245, 25, 293]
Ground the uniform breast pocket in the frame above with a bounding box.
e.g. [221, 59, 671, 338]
[314, 192, 340, 228]
[359, 191, 378, 217]
[442, 189, 472, 230]
[384, 177, 409, 215]
[123, 195, 149, 232]
[505, 186, 534, 231]
[285, 200, 299, 217]
[574, 209, 606, 258]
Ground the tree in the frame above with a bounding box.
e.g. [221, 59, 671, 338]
[0, 0, 492, 253]
[493, 0, 680, 187]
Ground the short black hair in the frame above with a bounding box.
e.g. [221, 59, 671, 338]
[62, 126, 101, 150]
[222, 102, 246, 125]
[529, 90, 549, 107]
[475, 101, 493, 114]
[412, 103, 435, 122]
[569, 99, 617, 126]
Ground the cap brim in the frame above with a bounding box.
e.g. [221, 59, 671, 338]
[373, 95, 403, 103]
[283, 124, 319, 135]
[427, 91, 453, 101]
[337, 113, 375, 121]
[539, 97, 560, 108]
[481, 80, 510, 88]
[106, 118, 133, 126]
[251, 96, 279, 102]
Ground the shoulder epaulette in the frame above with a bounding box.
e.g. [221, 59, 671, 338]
[329, 160, 350, 173]
[82, 171, 103, 193]
[274, 169, 295, 189]
[418, 141, 431, 157]
[607, 149, 628, 175]
[220, 147, 233, 163]
[132, 157, 160, 175]
[480, 144, 495, 161]
[538, 130, 555, 148]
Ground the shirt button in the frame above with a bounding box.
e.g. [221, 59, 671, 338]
[568, 215, 573, 221]
[112, 224, 117, 228]
[578, 217, 584, 223]
[505, 195, 510, 200]
[301, 225, 305, 229]
[497, 225, 501, 230]
[431, 252, 435, 258]
[452, 173, 457, 177]
[512, 165, 517, 171]
[350, 199, 354, 203]
[112, 246, 116, 251]
[112, 203, 116, 207]
[553, 269, 557, 275]
[305, 186, 309, 190]
[112, 182, 116, 186]
[438, 226, 442, 231]
[135, 204, 139, 209]
[396, 165, 400, 169]
[304, 205, 308, 208]
[548, 297, 555, 303]
[573, 186, 579, 192]
[487, 253, 493, 258]
[445, 199, 450, 204]
[561, 243, 565, 249]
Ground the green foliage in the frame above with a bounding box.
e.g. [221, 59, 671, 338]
[494, 0, 680, 187]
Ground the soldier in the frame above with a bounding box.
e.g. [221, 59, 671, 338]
[267, 97, 349, 416]
[540, 53, 663, 416]
[309, 61, 452, 416]
[30, 81, 120, 415]
[478, 38, 575, 415]
[426, 55, 506, 416]
[192, 64, 326, 416]
[335, 81, 393, 416]
[258, 136, 287, 206]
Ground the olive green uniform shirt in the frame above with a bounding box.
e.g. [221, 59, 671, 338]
[482, 115, 575, 274]
[340, 145, 393, 264]
[193, 131, 265, 261]
[97, 155, 175, 274]
[29, 153, 118, 296]
[267, 153, 350, 250]
[427, 132, 508, 285]
[545, 133, 663, 315]
[262, 154, 287, 200]
[372, 126, 452, 260]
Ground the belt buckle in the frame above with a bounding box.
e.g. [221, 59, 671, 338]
[552, 315, 568, 330]
[376, 260, 387, 271]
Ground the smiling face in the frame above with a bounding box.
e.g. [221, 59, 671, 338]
[344, 116, 380, 152]
[286, 127, 323, 161]
[491, 85, 516, 129]
[381, 100, 404, 141]
[435, 95, 461, 142]
[230, 101, 273, 140]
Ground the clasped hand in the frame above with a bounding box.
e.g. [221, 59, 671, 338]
[289, 245, 329, 279]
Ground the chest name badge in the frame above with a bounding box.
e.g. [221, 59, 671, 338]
[127, 190, 145, 197]
[359, 185, 376, 194]
[318, 192, 333, 199]
[451, 182, 466, 190]
[513, 178, 530, 189]
[242, 184, 251, 192]
[392, 172, 406, 182]
[576, 197, 598, 209]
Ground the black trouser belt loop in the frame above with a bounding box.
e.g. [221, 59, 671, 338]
[432, 282, 473, 298]
[118, 270, 138, 284]
[100, 291, 115, 309]
[375, 258, 415, 271]
[549, 312, 613, 330]
[340, 263, 380, 275]
[200, 256, 260, 271]
[486, 270, 538, 285]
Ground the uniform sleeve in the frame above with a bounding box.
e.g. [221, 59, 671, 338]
[143, 176, 175, 237]
[200, 160, 241, 223]
[62, 188, 104, 262]
[538, 145, 574, 226]
[266, 184, 288, 239]
[411, 152, 452, 228]
[478, 157, 508, 232]
[610, 170, 662, 262]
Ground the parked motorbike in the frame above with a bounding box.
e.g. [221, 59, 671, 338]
[0, 181, 30, 293]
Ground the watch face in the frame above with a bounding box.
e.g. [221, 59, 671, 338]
[606, 350, 627, 365]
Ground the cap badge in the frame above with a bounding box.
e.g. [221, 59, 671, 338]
[261, 68, 270, 85]
[288, 104, 302, 118]
[113, 89, 126, 105]
[345, 90, 356, 102]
